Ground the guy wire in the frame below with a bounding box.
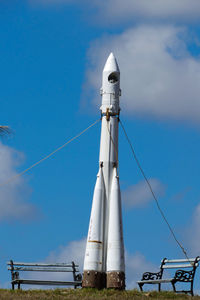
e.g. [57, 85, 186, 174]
[119, 118, 190, 262]
[0, 119, 100, 188]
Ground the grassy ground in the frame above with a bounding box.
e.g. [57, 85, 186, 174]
[0, 289, 199, 300]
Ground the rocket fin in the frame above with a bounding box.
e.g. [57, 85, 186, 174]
[106, 167, 125, 289]
[82, 167, 105, 288]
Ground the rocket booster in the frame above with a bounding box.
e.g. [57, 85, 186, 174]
[107, 168, 125, 289]
[82, 53, 125, 289]
[83, 168, 105, 289]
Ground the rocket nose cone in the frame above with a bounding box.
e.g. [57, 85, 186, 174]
[103, 52, 120, 73]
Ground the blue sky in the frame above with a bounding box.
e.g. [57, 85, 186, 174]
[1, 0, 200, 291]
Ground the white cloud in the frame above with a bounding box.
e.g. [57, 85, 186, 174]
[26, 238, 86, 284]
[92, 0, 200, 23]
[185, 204, 200, 256]
[24, 230, 200, 291]
[28, 237, 156, 289]
[85, 25, 200, 124]
[46, 238, 86, 268]
[47, 240, 159, 290]
[27, 0, 200, 22]
[122, 179, 165, 209]
[0, 142, 38, 221]
[125, 251, 157, 289]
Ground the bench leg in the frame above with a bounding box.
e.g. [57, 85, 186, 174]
[138, 283, 143, 291]
[158, 283, 161, 292]
[191, 282, 194, 296]
[18, 283, 20, 290]
[171, 282, 176, 293]
[12, 283, 14, 290]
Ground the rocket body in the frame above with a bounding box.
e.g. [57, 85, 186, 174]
[82, 53, 125, 289]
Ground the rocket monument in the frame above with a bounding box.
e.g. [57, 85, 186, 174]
[82, 53, 125, 290]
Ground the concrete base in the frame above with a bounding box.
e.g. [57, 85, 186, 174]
[82, 271, 106, 289]
[107, 271, 125, 290]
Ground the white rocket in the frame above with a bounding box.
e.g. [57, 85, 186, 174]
[82, 53, 125, 289]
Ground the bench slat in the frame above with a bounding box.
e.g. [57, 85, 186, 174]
[137, 279, 173, 284]
[7, 262, 78, 267]
[162, 264, 196, 269]
[11, 279, 81, 286]
[8, 267, 79, 272]
[163, 258, 198, 263]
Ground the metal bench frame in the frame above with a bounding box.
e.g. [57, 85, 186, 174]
[137, 256, 200, 296]
[7, 260, 82, 290]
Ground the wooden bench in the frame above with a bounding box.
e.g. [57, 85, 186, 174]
[137, 256, 200, 296]
[7, 260, 82, 290]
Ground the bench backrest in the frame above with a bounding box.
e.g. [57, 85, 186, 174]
[160, 257, 200, 270]
[7, 260, 80, 281]
[159, 256, 200, 281]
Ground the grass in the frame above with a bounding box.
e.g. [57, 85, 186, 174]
[0, 289, 199, 300]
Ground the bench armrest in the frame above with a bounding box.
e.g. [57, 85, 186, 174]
[75, 273, 82, 281]
[12, 271, 19, 280]
[174, 269, 194, 282]
[141, 271, 162, 281]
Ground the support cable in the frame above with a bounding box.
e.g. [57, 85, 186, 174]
[119, 119, 190, 261]
[0, 119, 100, 188]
